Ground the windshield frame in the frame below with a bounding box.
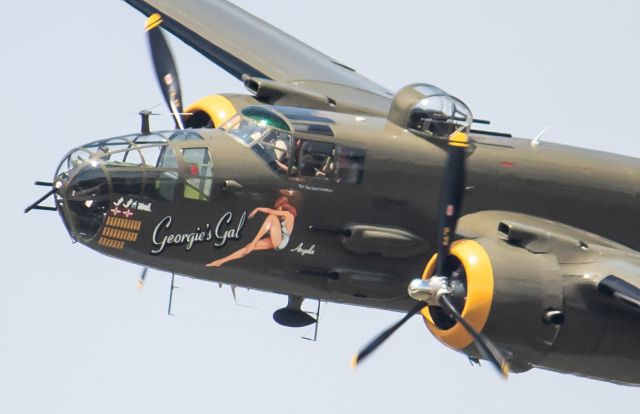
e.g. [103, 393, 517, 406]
[220, 106, 294, 147]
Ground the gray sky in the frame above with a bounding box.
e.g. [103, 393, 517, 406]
[3, 0, 640, 412]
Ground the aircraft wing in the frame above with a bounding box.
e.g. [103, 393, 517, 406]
[123, 0, 394, 115]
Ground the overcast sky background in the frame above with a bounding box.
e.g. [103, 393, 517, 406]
[3, 0, 640, 412]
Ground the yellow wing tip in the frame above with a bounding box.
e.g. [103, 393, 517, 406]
[145, 13, 163, 32]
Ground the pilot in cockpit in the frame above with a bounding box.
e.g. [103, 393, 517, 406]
[315, 148, 336, 179]
[273, 138, 290, 174]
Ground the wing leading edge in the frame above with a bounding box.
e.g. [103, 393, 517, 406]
[123, 0, 393, 115]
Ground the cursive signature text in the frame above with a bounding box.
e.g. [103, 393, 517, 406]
[290, 243, 316, 256]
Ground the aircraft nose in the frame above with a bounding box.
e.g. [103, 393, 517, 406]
[53, 129, 208, 241]
[55, 160, 111, 242]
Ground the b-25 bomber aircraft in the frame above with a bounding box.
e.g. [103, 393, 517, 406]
[26, 0, 640, 386]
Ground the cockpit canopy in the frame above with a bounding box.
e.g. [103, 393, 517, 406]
[388, 84, 472, 139]
[219, 106, 293, 176]
[220, 106, 364, 184]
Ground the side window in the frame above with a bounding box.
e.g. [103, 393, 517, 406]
[251, 130, 292, 175]
[182, 147, 213, 201]
[298, 140, 335, 179]
[142, 144, 179, 201]
[158, 145, 178, 169]
[294, 139, 365, 184]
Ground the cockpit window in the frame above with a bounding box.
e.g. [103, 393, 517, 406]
[252, 130, 292, 175]
[182, 147, 213, 201]
[294, 139, 365, 184]
[220, 114, 269, 145]
[220, 107, 293, 175]
[242, 106, 291, 131]
[145, 143, 179, 201]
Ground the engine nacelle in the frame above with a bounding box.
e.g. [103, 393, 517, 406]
[183, 94, 239, 128]
[420, 222, 640, 384]
[421, 237, 563, 373]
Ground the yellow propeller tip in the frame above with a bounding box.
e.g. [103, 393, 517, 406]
[500, 362, 510, 379]
[350, 355, 359, 370]
[145, 13, 163, 32]
[137, 280, 145, 290]
[448, 131, 470, 148]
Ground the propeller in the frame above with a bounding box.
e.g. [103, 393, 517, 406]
[351, 124, 509, 378]
[145, 13, 185, 129]
[351, 301, 427, 368]
[438, 294, 508, 377]
[137, 267, 148, 289]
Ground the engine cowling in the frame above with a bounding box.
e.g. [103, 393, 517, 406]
[421, 239, 495, 351]
[421, 237, 562, 373]
[420, 222, 640, 384]
[183, 94, 239, 128]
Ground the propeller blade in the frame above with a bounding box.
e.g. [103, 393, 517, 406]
[137, 267, 148, 289]
[351, 301, 427, 368]
[435, 132, 468, 277]
[145, 13, 184, 129]
[351, 98, 473, 370]
[439, 294, 509, 378]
